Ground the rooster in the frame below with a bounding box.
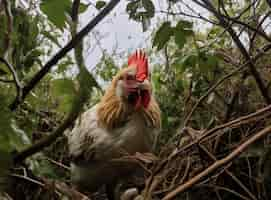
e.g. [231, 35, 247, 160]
[67, 50, 161, 200]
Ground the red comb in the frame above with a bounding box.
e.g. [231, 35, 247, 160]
[128, 50, 149, 82]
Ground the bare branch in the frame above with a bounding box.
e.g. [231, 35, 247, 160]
[162, 125, 271, 200]
[2, 0, 13, 58]
[158, 10, 218, 25]
[250, 11, 271, 48]
[178, 102, 271, 160]
[0, 57, 23, 99]
[199, 144, 257, 200]
[198, 184, 251, 200]
[183, 43, 271, 126]
[9, 173, 45, 187]
[193, 0, 271, 104]
[220, 12, 271, 42]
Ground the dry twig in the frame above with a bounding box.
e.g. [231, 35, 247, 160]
[162, 125, 271, 200]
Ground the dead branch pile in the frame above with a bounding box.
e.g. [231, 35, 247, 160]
[132, 105, 271, 200]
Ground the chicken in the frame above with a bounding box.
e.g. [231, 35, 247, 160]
[67, 50, 161, 199]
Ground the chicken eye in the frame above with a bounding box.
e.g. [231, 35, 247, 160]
[126, 74, 135, 80]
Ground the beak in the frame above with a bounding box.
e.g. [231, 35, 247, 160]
[136, 74, 147, 82]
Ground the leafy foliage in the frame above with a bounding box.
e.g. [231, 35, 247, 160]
[40, 0, 88, 30]
[153, 20, 194, 50]
[153, 21, 173, 50]
[51, 78, 76, 113]
[126, 0, 155, 31]
[96, 1, 107, 10]
[0, 0, 271, 199]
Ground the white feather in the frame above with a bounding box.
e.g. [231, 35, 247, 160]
[67, 104, 159, 190]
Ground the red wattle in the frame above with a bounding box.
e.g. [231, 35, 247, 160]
[141, 90, 151, 108]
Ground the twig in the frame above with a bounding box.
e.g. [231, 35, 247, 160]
[158, 10, 218, 25]
[201, 102, 271, 144]
[199, 0, 271, 104]
[183, 43, 271, 126]
[54, 181, 90, 200]
[13, 110, 79, 163]
[199, 144, 257, 200]
[250, 11, 271, 48]
[0, 57, 23, 99]
[9, 173, 45, 187]
[198, 184, 250, 200]
[9, 0, 120, 110]
[162, 125, 271, 200]
[221, 11, 271, 43]
[2, 0, 13, 58]
[167, 103, 271, 180]
[45, 157, 70, 171]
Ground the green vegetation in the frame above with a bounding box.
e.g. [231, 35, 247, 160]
[0, 0, 271, 199]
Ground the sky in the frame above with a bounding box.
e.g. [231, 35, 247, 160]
[78, 0, 209, 70]
[80, 0, 161, 68]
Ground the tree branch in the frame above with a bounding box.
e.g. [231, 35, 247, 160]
[162, 125, 271, 200]
[9, 0, 120, 110]
[199, 144, 257, 200]
[183, 43, 271, 126]
[220, 11, 271, 43]
[13, 110, 78, 163]
[0, 57, 23, 99]
[194, 0, 271, 104]
[179, 99, 271, 159]
[2, 0, 13, 58]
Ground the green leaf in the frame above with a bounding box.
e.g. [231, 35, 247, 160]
[176, 54, 197, 72]
[0, 96, 14, 152]
[0, 68, 8, 76]
[176, 78, 183, 90]
[52, 78, 76, 95]
[40, 0, 71, 30]
[0, 150, 12, 191]
[0, 96, 29, 152]
[153, 21, 173, 51]
[126, 0, 154, 31]
[142, 0, 155, 18]
[177, 20, 193, 29]
[173, 20, 193, 49]
[174, 28, 186, 49]
[126, 1, 140, 21]
[96, 1, 107, 10]
[10, 121, 31, 151]
[51, 78, 76, 113]
[198, 52, 219, 73]
[0, 62, 10, 76]
[41, 30, 62, 48]
[79, 3, 89, 13]
[23, 49, 42, 69]
[57, 59, 74, 73]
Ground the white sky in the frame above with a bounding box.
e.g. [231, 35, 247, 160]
[80, 0, 160, 68]
[79, 0, 209, 70]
